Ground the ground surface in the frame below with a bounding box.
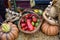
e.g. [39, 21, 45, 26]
[16, 30, 59, 40]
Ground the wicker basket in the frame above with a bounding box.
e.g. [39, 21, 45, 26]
[18, 11, 43, 34]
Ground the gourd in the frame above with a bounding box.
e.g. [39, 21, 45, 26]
[0, 22, 19, 40]
[41, 21, 59, 36]
[43, 11, 58, 25]
[53, 0, 60, 38]
[43, 1, 58, 25]
[53, 0, 60, 26]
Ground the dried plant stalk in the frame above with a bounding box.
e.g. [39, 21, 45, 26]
[52, 0, 60, 39]
[53, 0, 60, 25]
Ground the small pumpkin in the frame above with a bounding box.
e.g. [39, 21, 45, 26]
[0, 22, 19, 40]
[41, 21, 59, 36]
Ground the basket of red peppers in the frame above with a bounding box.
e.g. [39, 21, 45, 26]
[18, 11, 43, 34]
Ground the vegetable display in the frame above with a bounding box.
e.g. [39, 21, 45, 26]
[0, 22, 19, 40]
[41, 21, 59, 36]
[26, 19, 34, 31]
[18, 13, 43, 34]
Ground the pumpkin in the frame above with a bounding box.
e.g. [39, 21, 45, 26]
[41, 21, 59, 36]
[0, 22, 19, 40]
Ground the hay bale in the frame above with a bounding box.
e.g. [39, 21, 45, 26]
[16, 31, 59, 40]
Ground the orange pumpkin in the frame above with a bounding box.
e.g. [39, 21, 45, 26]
[0, 22, 19, 40]
[41, 21, 59, 36]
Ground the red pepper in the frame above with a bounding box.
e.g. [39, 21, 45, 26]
[25, 14, 31, 19]
[33, 27, 36, 30]
[28, 14, 32, 18]
[27, 14, 31, 17]
[21, 23, 26, 27]
[27, 19, 34, 31]
[21, 18, 25, 23]
[22, 27, 25, 30]
[22, 26, 28, 30]
[25, 14, 29, 19]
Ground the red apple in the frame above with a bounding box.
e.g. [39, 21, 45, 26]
[32, 16, 37, 22]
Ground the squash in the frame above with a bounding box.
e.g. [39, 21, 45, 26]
[0, 22, 19, 40]
[41, 21, 59, 36]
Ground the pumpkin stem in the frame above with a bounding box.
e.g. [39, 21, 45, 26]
[1, 23, 11, 33]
